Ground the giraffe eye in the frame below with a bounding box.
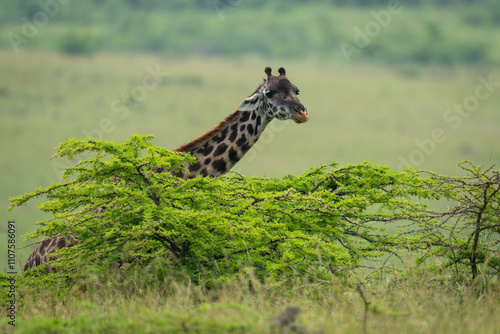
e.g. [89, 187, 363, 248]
[295, 90, 299, 95]
[265, 91, 275, 98]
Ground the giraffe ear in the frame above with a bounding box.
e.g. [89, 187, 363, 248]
[238, 91, 263, 111]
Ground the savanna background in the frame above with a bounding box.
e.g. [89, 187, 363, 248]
[1, 0, 500, 333]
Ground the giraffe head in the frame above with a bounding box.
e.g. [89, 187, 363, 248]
[238, 67, 309, 124]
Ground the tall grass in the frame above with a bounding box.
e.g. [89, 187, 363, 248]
[5, 265, 500, 333]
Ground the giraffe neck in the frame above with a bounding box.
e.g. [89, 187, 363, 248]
[174, 106, 272, 178]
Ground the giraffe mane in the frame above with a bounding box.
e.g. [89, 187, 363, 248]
[173, 83, 265, 153]
[173, 109, 243, 153]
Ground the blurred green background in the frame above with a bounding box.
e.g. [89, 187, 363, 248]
[1, 0, 500, 271]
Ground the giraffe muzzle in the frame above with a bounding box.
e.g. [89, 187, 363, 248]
[292, 107, 309, 124]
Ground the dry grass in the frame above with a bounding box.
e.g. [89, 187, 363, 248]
[5, 266, 500, 333]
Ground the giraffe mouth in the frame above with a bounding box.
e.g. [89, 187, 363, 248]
[292, 109, 309, 124]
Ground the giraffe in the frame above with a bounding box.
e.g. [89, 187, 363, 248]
[167, 66, 308, 178]
[22, 66, 308, 272]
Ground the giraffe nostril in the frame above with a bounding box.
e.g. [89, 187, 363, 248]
[295, 104, 306, 113]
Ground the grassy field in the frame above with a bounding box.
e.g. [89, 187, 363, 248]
[4, 268, 500, 333]
[1, 50, 500, 333]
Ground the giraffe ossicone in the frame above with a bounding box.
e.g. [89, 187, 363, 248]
[22, 66, 308, 272]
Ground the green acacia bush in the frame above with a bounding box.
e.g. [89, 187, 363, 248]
[9, 135, 500, 288]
